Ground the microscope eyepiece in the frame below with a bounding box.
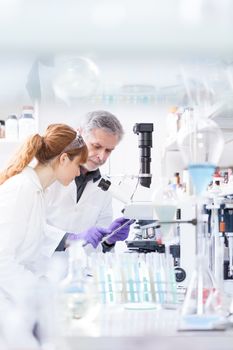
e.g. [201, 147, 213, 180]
[98, 178, 111, 191]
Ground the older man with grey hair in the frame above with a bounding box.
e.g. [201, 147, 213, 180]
[45, 110, 132, 252]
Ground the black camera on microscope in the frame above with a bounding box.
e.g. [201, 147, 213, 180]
[133, 123, 154, 188]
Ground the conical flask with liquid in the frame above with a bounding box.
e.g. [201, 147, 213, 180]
[182, 255, 221, 316]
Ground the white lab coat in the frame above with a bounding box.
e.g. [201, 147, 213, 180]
[0, 166, 70, 347]
[0, 167, 64, 296]
[45, 179, 113, 235]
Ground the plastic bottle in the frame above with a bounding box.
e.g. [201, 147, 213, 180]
[18, 106, 36, 140]
[5, 115, 18, 140]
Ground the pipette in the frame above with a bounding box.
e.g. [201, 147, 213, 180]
[82, 219, 135, 247]
[101, 219, 135, 244]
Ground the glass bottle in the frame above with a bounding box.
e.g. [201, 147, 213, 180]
[58, 238, 100, 328]
[59, 240, 89, 323]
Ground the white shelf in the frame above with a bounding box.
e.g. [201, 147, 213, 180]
[0, 139, 21, 143]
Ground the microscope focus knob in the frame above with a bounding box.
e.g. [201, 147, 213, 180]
[174, 267, 186, 283]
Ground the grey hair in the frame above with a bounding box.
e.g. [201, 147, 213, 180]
[80, 110, 124, 141]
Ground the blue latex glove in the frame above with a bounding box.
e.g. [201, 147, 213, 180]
[68, 227, 109, 248]
[105, 217, 134, 245]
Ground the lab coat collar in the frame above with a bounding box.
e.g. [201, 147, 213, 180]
[22, 166, 43, 190]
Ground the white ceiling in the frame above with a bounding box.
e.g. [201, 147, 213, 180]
[0, 0, 232, 126]
[0, 0, 233, 58]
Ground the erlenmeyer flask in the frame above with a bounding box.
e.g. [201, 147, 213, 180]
[177, 112, 225, 325]
[182, 255, 221, 315]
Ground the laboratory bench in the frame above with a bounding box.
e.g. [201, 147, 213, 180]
[55, 305, 233, 350]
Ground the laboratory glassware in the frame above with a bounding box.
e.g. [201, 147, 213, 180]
[152, 179, 177, 244]
[58, 240, 99, 325]
[52, 55, 100, 104]
[177, 113, 225, 320]
[100, 219, 135, 244]
[91, 252, 123, 305]
[177, 114, 224, 196]
[121, 253, 157, 309]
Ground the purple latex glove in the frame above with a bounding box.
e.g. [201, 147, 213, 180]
[68, 226, 109, 248]
[105, 217, 134, 245]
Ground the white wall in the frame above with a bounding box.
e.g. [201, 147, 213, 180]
[0, 57, 185, 203]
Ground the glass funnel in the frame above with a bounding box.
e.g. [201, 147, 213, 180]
[177, 114, 224, 196]
[177, 113, 224, 321]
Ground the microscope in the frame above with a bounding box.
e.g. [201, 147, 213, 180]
[98, 122, 160, 250]
[98, 123, 197, 286]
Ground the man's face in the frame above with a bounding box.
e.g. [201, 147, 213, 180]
[81, 128, 120, 171]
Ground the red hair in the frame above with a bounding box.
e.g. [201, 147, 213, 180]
[0, 123, 88, 185]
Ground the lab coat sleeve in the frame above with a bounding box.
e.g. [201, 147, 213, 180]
[0, 183, 38, 293]
[95, 191, 113, 228]
[42, 223, 66, 257]
[70, 192, 113, 255]
[92, 192, 113, 253]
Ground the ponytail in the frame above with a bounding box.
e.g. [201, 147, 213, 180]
[0, 123, 88, 185]
[0, 134, 43, 185]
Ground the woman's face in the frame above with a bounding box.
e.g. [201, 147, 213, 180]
[55, 153, 81, 186]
